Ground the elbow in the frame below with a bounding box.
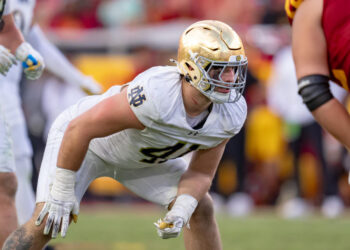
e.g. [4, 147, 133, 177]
[65, 117, 93, 142]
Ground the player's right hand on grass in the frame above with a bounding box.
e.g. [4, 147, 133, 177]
[154, 194, 198, 239]
[154, 216, 185, 239]
[35, 168, 79, 238]
[0, 45, 17, 76]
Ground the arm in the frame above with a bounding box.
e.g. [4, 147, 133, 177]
[58, 86, 144, 172]
[155, 139, 228, 239]
[177, 138, 229, 201]
[26, 24, 101, 94]
[0, 14, 45, 79]
[36, 86, 144, 238]
[0, 14, 21, 75]
[0, 14, 24, 53]
[292, 0, 350, 150]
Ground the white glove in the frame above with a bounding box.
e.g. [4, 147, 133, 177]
[0, 45, 17, 76]
[154, 194, 198, 239]
[35, 168, 79, 238]
[154, 216, 185, 239]
[79, 76, 102, 95]
[16, 42, 45, 80]
[36, 194, 79, 238]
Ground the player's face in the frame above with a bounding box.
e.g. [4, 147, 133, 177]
[208, 66, 235, 93]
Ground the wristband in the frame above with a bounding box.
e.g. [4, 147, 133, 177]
[170, 194, 198, 224]
[51, 167, 76, 201]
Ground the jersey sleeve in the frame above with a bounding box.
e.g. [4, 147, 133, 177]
[226, 96, 247, 136]
[126, 72, 160, 128]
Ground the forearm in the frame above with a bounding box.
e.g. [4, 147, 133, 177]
[312, 98, 350, 151]
[176, 140, 227, 202]
[177, 169, 213, 202]
[0, 14, 24, 53]
[57, 120, 91, 172]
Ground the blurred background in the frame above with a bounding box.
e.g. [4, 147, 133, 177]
[18, 0, 350, 248]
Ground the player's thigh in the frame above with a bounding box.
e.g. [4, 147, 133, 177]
[115, 158, 187, 207]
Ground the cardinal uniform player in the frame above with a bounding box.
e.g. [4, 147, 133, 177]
[286, 0, 350, 150]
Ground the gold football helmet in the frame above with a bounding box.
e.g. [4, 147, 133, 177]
[176, 20, 248, 103]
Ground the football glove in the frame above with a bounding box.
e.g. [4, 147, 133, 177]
[36, 194, 79, 238]
[35, 168, 79, 238]
[154, 194, 198, 239]
[0, 44, 17, 76]
[154, 216, 185, 239]
[16, 42, 45, 80]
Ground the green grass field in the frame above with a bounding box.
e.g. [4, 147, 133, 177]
[51, 203, 350, 250]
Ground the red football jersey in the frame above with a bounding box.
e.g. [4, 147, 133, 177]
[322, 0, 350, 91]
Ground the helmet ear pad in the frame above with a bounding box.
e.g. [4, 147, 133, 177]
[180, 60, 211, 92]
[180, 61, 201, 84]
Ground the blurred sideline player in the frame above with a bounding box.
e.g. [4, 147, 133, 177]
[0, 0, 44, 246]
[286, 0, 350, 151]
[4, 20, 248, 250]
[0, 0, 101, 245]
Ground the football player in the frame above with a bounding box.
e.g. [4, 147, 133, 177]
[0, 0, 44, 245]
[286, 0, 350, 151]
[3, 20, 248, 250]
[0, 0, 101, 246]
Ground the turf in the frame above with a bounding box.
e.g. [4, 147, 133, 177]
[51, 204, 350, 250]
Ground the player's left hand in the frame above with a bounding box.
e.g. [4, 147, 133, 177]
[35, 194, 79, 238]
[154, 215, 185, 239]
[35, 168, 79, 238]
[15, 42, 45, 80]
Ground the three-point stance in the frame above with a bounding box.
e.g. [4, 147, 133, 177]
[3, 20, 248, 250]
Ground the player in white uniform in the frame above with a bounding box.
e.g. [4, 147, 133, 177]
[4, 20, 248, 250]
[0, 0, 101, 246]
[0, 0, 44, 245]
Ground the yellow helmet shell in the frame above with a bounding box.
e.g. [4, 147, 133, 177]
[178, 20, 245, 86]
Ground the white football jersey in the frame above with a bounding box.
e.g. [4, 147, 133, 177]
[0, 0, 36, 157]
[63, 66, 247, 169]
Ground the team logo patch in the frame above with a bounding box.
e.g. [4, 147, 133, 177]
[128, 86, 146, 107]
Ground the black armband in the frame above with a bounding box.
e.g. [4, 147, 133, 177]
[297, 74, 333, 111]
